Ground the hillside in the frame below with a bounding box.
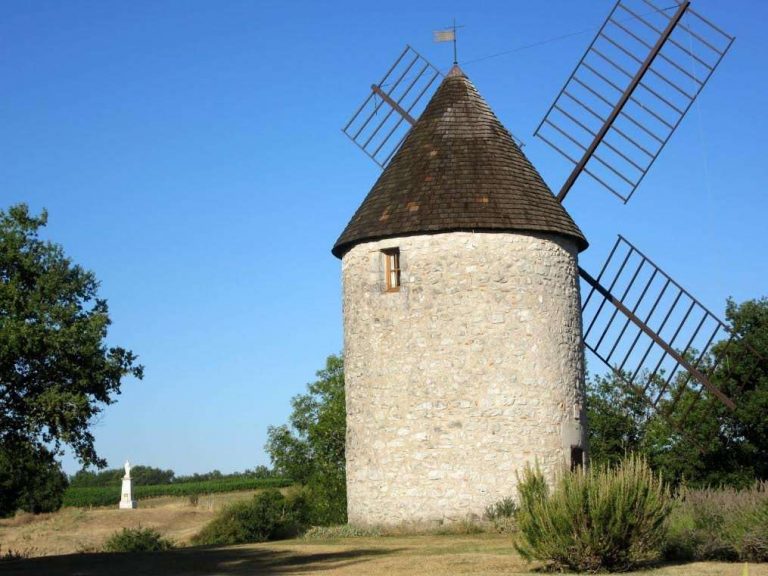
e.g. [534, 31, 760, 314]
[0, 491, 260, 557]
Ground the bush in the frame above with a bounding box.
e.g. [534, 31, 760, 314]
[484, 496, 518, 534]
[103, 527, 174, 552]
[514, 456, 672, 573]
[665, 482, 768, 562]
[192, 489, 307, 546]
[484, 496, 517, 521]
[302, 524, 382, 540]
[0, 545, 34, 561]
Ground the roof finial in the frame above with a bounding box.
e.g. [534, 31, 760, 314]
[433, 19, 464, 67]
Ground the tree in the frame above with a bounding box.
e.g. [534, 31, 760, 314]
[587, 297, 768, 487]
[70, 465, 175, 487]
[660, 297, 768, 486]
[266, 354, 346, 525]
[0, 442, 68, 515]
[586, 371, 651, 467]
[0, 204, 143, 514]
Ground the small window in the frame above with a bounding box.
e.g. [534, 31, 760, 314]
[383, 248, 401, 292]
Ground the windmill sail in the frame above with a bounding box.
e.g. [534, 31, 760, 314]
[535, 0, 734, 203]
[580, 236, 763, 429]
[342, 45, 442, 167]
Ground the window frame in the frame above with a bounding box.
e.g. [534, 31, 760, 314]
[383, 248, 401, 292]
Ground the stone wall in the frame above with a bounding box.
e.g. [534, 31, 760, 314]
[341, 231, 587, 526]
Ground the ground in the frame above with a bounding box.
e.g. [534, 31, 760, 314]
[0, 494, 765, 575]
[2, 535, 766, 576]
[0, 491, 257, 557]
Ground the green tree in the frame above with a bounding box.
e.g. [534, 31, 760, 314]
[70, 465, 175, 487]
[657, 297, 768, 486]
[0, 204, 143, 514]
[587, 297, 768, 487]
[587, 371, 650, 467]
[266, 354, 346, 524]
[0, 442, 68, 515]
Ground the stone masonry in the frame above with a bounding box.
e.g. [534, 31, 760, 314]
[342, 231, 587, 525]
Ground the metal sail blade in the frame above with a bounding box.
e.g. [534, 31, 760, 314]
[580, 236, 764, 429]
[535, 0, 734, 203]
[342, 45, 442, 168]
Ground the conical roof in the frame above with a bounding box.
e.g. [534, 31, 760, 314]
[332, 66, 587, 258]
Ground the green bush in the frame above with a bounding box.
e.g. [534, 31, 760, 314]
[192, 489, 307, 546]
[665, 482, 768, 562]
[484, 496, 517, 520]
[514, 456, 672, 573]
[484, 496, 518, 534]
[103, 527, 174, 552]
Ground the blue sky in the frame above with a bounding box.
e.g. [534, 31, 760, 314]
[1, 0, 765, 475]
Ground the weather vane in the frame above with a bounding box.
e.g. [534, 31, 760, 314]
[433, 18, 464, 65]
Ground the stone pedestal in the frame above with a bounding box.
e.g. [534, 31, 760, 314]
[119, 469, 137, 509]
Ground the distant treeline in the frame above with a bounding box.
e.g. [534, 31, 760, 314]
[69, 464, 281, 487]
[63, 476, 292, 508]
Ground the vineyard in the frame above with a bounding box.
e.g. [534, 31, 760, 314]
[62, 477, 293, 508]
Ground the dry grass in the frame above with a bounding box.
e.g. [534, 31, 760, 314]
[0, 490, 264, 557]
[0, 534, 766, 575]
[1, 496, 767, 574]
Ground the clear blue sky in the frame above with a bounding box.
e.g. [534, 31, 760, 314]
[1, 0, 765, 476]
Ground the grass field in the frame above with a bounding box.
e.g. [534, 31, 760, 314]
[1, 493, 766, 575]
[2, 534, 766, 576]
[0, 490, 263, 557]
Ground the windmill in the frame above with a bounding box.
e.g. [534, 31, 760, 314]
[333, 0, 760, 525]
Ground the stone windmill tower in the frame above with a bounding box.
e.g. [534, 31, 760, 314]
[334, 1, 747, 526]
[332, 66, 589, 525]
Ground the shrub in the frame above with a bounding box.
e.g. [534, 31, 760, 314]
[192, 489, 306, 546]
[0, 545, 34, 561]
[302, 524, 382, 540]
[484, 496, 517, 520]
[103, 527, 174, 552]
[484, 497, 518, 534]
[514, 456, 672, 573]
[665, 482, 768, 562]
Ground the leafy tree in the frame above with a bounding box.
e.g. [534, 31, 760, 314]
[0, 442, 68, 515]
[0, 204, 143, 514]
[587, 297, 768, 487]
[587, 371, 650, 467]
[266, 354, 346, 524]
[657, 297, 768, 486]
[70, 465, 175, 487]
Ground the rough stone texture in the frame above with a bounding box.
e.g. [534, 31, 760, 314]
[342, 231, 587, 525]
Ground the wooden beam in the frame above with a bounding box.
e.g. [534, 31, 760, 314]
[579, 266, 735, 410]
[557, 1, 691, 203]
[371, 84, 416, 126]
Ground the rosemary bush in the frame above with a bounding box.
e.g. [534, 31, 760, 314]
[514, 456, 672, 572]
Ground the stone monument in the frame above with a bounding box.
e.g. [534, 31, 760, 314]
[118, 460, 137, 509]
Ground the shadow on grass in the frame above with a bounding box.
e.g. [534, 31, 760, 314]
[0, 544, 399, 576]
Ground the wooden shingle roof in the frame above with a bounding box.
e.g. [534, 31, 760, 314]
[332, 66, 587, 258]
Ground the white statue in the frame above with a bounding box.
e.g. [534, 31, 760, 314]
[119, 460, 137, 509]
